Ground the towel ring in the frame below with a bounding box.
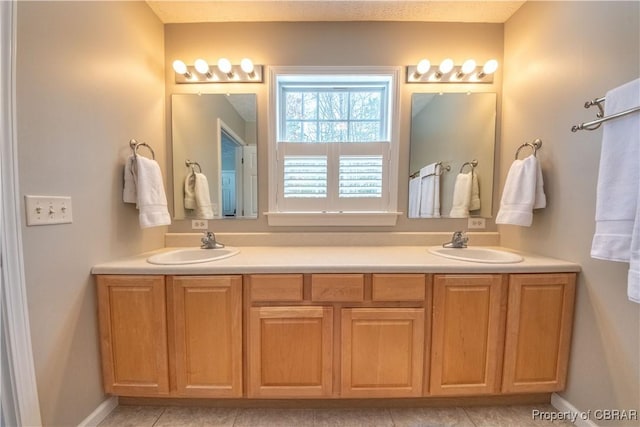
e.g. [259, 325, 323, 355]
[185, 160, 202, 173]
[459, 159, 478, 173]
[129, 139, 155, 160]
[515, 138, 542, 160]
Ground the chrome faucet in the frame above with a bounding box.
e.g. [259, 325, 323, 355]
[443, 231, 468, 248]
[201, 231, 224, 249]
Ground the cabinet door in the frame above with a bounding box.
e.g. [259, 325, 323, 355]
[168, 276, 242, 397]
[430, 274, 506, 396]
[97, 275, 169, 396]
[341, 308, 425, 397]
[248, 306, 333, 397]
[502, 273, 576, 393]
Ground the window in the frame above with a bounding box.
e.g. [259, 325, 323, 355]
[268, 67, 400, 226]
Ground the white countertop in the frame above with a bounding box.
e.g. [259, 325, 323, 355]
[91, 246, 581, 275]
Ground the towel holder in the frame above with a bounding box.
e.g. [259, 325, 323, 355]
[129, 139, 155, 160]
[410, 161, 451, 179]
[515, 138, 542, 160]
[185, 160, 202, 173]
[459, 159, 478, 173]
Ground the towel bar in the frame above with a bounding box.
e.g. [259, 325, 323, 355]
[515, 139, 542, 160]
[129, 139, 155, 160]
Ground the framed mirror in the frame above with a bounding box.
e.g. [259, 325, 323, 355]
[409, 92, 496, 219]
[171, 93, 258, 220]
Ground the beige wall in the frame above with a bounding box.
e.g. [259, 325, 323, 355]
[16, 1, 166, 425]
[502, 1, 639, 423]
[165, 21, 504, 232]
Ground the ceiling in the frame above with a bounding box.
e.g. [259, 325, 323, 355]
[146, 0, 526, 24]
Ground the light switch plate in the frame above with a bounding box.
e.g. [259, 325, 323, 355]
[467, 217, 486, 229]
[25, 195, 73, 226]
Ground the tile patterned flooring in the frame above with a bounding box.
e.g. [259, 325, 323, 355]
[98, 404, 576, 427]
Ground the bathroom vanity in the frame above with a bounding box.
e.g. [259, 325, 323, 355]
[93, 245, 578, 401]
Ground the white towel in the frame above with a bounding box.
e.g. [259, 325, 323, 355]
[591, 78, 640, 264]
[123, 155, 137, 204]
[469, 170, 480, 212]
[134, 156, 171, 228]
[590, 78, 640, 303]
[193, 173, 214, 219]
[419, 163, 441, 218]
[449, 172, 473, 218]
[408, 176, 422, 218]
[184, 171, 197, 210]
[495, 155, 546, 226]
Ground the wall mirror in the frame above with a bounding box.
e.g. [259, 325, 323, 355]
[172, 93, 258, 220]
[409, 92, 496, 219]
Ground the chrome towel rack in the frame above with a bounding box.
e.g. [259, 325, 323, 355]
[129, 139, 155, 159]
[515, 138, 542, 160]
[410, 161, 451, 179]
[459, 159, 478, 173]
[185, 159, 202, 173]
[571, 97, 640, 132]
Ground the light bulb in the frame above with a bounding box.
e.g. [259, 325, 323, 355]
[416, 59, 431, 75]
[217, 58, 233, 75]
[461, 59, 477, 75]
[478, 59, 499, 77]
[438, 58, 454, 74]
[240, 58, 254, 74]
[172, 59, 189, 76]
[194, 58, 210, 75]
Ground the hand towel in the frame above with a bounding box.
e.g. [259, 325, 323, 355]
[123, 155, 137, 204]
[469, 170, 481, 211]
[591, 78, 640, 263]
[495, 155, 546, 226]
[419, 163, 441, 218]
[449, 172, 473, 218]
[408, 176, 422, 218]
[134, 156, 171, 228]
[194, 172, 214, 219]
[629, 180, 640, 303]
[184, 171, 197, 210]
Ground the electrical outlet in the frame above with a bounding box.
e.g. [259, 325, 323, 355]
[191, 219, 208, 230]
[25, 195, 73, 226]
[468, 217, 486, 229]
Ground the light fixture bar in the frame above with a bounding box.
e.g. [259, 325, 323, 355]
[174, 64, 264, 84]
[406, 62, 497, 84]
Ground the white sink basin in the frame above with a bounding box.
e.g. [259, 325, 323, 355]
[428, 246, 523, 264]
[147, 247, 240, 265]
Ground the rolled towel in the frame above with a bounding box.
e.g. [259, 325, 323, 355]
[135, 156, 171, 228]
[469, 170, 480, 212]
[495, 155, 545, 226]
[449, 172, 473, 218]
[194, 172, 214, 219]
[184, 171, 197, 210]
[123, 155, 137, 204]
[419, 163, 441, 218]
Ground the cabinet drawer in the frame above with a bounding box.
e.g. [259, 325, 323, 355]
[311, 274, 364, 302]
[372, 274, 426, 302]
[249, 274, 303, 302]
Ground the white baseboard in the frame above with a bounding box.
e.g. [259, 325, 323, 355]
[77, 396, 118, 427]
[551, 393, 599, 427]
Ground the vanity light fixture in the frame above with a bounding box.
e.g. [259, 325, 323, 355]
[172, 57, 264, 84]
[406, 58, 498, 83]
[172, 59, 192, 79]
[217, 58, 234, 78]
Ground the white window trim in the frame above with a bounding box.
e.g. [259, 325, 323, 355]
[266, 65, 401, 227]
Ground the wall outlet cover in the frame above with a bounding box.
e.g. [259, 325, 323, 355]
[192, 219, 209, 230]
[468, 217, 486, 229]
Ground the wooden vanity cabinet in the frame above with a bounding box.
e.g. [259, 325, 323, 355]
[246, 273, 428, 398]
[97, 274, 243, 398]
[502, 273, 576, 393]
[430, 274, 507, 396]
[97, 275, 169, 396]
[167, 275, 243, 397]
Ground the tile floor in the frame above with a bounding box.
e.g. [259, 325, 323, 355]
[98, 404, 576, 427]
